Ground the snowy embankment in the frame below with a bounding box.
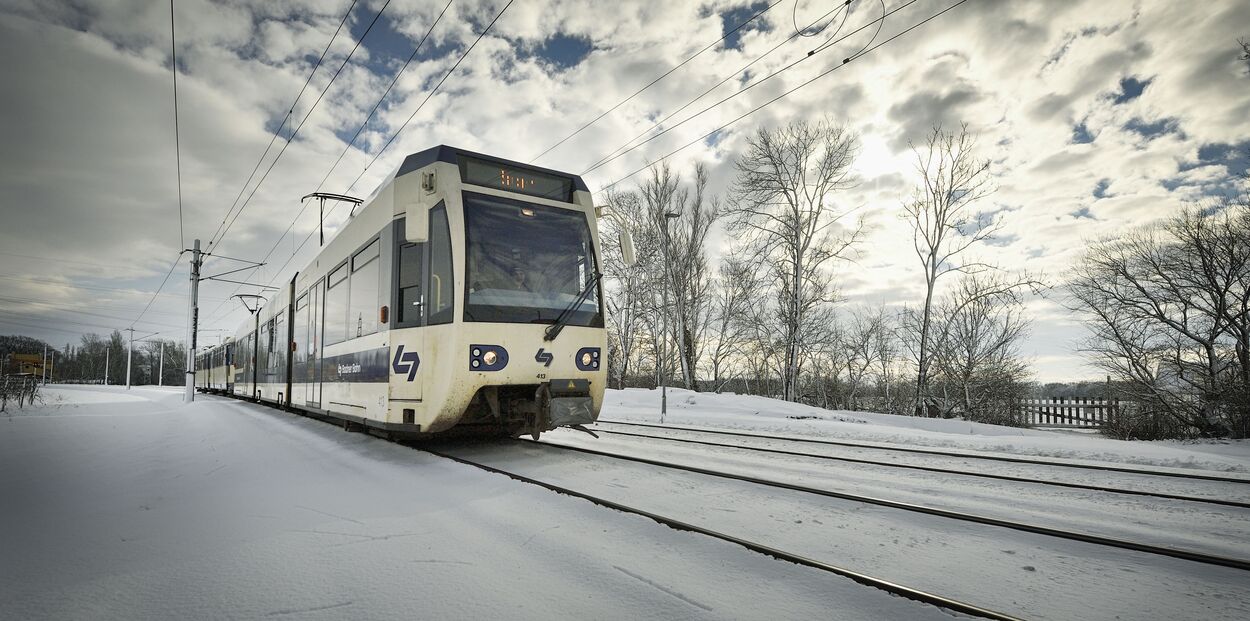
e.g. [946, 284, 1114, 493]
[599, 388, 1250, 474]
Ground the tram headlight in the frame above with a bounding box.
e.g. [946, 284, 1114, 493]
[469, 344, 508, 371]
[575, 347, 601, 371]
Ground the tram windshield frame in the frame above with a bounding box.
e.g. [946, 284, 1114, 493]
[462, 191, 602, 327]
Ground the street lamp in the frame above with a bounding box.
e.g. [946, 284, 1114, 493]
[659, 210, 680, 423]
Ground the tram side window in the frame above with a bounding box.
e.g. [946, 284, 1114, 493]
[325, 262, 349, 345]
[396, 236, 423, 328]
[349, 238, 380, 337]
[428, 205, 453, 325]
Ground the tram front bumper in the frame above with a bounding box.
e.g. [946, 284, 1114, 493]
[546, 378, 594, 428]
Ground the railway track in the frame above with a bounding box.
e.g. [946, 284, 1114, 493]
[421, 444, 1026, 621]
[531, 438, 1250, 572]
[584, 425, 1250, 509]
[594, 420, 1250, 484]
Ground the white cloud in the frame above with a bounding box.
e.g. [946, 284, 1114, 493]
[1, 0, 1247, 382]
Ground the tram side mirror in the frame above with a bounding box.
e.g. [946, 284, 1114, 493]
[405, 200, 430, 242]
[620, 229, 637, 267]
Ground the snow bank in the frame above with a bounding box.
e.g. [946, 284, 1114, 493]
[600, 388, 1250, 474]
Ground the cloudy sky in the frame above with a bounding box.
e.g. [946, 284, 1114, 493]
[1, 0, 1248, 382]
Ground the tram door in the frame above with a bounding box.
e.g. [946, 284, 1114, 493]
[308, 278, 323, 407]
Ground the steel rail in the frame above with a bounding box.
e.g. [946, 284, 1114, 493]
[421, 446, 1024, 621]
[529, 440, 1250, 572]
[595, 420, 1250, 484]
[589, 427, 1250, 509]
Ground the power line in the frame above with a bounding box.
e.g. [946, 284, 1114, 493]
[341, 0, 515, 197]
[531, 0, 784, 163]
[0, 293, 187, 318]
[0, 299, 185, 330]
[0, 272, 229, 300]
[170, 0, 185, 250]
[313, 0, 455, 196]
[129, 254, 184, 329]
[203, 1, 511, 331]
[232, 0, 456, 305]
[582, 0, 865, 174]
[585, 0, 908, 176]
[0, 250, 133, 271]
[0, 308, 152, 334]
[599, 0, 971, 194]
[203, 0, 361, 251]
[209, 0, 392, 254]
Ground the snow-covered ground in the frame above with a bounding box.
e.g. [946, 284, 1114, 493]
[0, 386, 954, 620]
[600, 387, 1250, 474]
[3, 385, 1248, 620]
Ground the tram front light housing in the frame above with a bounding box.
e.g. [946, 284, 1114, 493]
[575, 347, 601, 371]
[469, 344, 508, 371]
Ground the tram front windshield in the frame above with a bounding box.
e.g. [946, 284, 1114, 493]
[463, 192, 601, 325]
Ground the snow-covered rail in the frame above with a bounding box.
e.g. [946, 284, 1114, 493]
[595, 420, 1250, 484]
[589, 426, 1250, 509]
[420, 445, 1024, 621]
[532, 439, 1250, 572]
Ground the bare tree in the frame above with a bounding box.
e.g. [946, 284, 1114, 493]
[902, 123, 1008, 416]
[726, 119, 862, 401]
[1069, 201, 1250, 438]
[839, 306, 889, 410]
[926, 274, 1032, 424]
[706, 254, 757, 392]
[601, 188, 653, 389]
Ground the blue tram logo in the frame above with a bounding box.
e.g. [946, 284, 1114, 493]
[392, 345, 420, 381]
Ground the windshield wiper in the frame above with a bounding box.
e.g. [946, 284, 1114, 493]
[544, 272, 601, 341]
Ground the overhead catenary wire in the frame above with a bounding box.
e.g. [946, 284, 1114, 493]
[582, 0, 869, 175]
[128, 253, 185, 329]
[209, 0, 393, 254]
[585, 0, 909, 176]
[312, 0, 455, 197]
[202, 0, 500, 331]
[599, 0, 971, 194]
[227, 0, 456, 304]
[170, 0, 185, 250]
[793, 0, 852, 39]
[341, 0, 516, 197]
[531, 0, 784, 164]
[0, 273, 226, 302]
[202, 0, 360, 252]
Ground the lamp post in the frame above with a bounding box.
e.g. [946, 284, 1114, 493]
[659, 210, 680, 423]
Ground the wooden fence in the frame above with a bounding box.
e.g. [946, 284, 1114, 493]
[1021, 397, 1118, 428]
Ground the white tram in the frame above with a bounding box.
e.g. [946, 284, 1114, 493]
[196, 146, 630, 438]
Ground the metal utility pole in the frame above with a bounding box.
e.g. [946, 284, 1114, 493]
[158, 341, 164, 387]
[185, 239, 201, 402]
[104, 348, 109, 385]
[125, 328, 135, 390]
[658, 211, 680, 423]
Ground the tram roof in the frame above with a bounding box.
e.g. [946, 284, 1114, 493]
[396, 145, 590, 193]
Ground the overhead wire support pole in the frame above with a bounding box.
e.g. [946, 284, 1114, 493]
[185, 239, 200, 403]
[125, 328, 134, 390]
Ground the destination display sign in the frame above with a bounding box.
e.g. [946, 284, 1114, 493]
[460, 156, 573, 201]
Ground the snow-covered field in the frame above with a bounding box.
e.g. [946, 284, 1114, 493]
[2, 385, 1247, 620]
